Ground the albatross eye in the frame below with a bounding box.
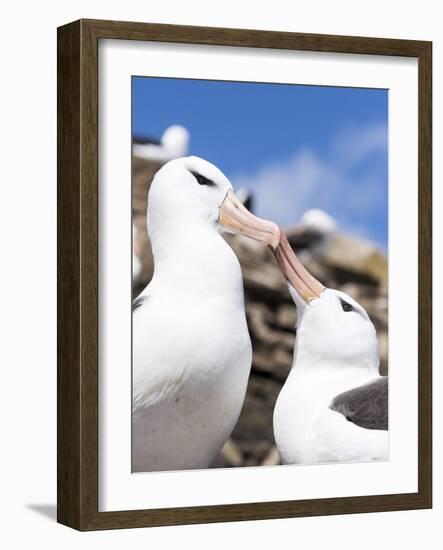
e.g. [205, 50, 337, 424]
[340, 299, 354, 313]
[190, 171, 215, 187]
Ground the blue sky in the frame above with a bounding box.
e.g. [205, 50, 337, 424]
[132, 77, 388, 248]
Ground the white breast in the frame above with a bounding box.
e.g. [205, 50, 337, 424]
[132, 236, 252, 472]
[274, 367, 388, 465]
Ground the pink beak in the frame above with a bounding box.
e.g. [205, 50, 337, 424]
[219, 191, 323, 302]
[272, 232, 325, 303]
[218, 190, 281, 249]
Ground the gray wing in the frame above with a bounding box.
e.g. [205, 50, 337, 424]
[330, 377, 388, 431]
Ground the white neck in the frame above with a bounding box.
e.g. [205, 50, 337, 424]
[293, 342, 379, 377]
[149, 218, 244, 299]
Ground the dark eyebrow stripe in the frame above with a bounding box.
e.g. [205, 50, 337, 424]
[189, 170, 216, 187]
[339, 297, 366, 318]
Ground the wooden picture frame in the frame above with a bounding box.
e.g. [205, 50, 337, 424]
[57, 18, 432, 530]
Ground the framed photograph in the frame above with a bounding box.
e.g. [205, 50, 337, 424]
[57, 19, 432, 530]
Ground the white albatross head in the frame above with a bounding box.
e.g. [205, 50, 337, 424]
[160, 125, 190, 158]
[148, 156, 280, 248]
[272, 232, 379, 369]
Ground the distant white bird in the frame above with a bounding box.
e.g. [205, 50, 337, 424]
[132, 224, 142, 283]
[300, 208, 337, 236]
[289, 209, 337, 259]
[133, 125, 190, 162]
[132, 156, 280, 472]
[271, 234, 388, 464]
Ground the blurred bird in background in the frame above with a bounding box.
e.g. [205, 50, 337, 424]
[133, 125, 190, 162]
[132, 224, 142, 284]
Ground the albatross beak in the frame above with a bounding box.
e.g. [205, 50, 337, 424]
[218, 190, 281, 249]
[272, 232, 325, 303]
[219, 192, 324, 302]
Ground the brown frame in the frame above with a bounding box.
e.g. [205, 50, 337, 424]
[57, 18, 432, 530]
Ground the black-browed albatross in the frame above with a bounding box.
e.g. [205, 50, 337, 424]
[132, 156, 280, 472]
[271, 233, 388, 464]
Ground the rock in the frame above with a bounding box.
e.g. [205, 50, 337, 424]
[275, 305, 297, 330]
[261, 446, 281, 466]
[219, 438, 244, 467]
[132, 156, 161, 294]
[322, 234, 388, 284]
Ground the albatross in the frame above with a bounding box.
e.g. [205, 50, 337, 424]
[133, 125, 190, 162]
[271, 233, 388, 464]
[132, 156, 280, 472]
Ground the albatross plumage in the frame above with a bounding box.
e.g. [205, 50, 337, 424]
[132, 156, 280, 472]
[271, 234, 388, 464]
